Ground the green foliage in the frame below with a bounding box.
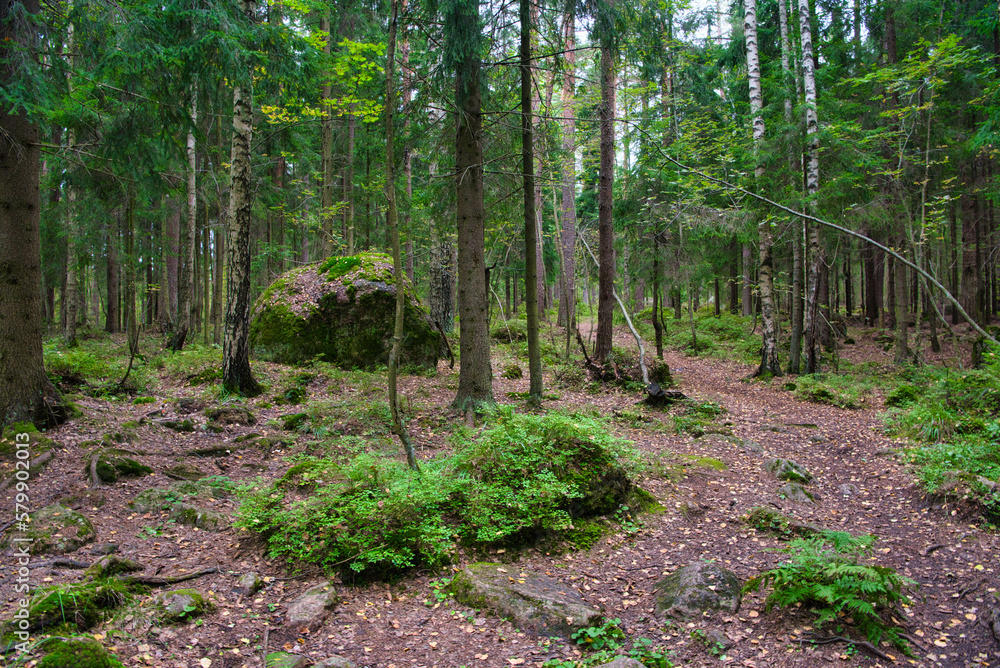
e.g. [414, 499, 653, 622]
[884, 384, 919, 408]
[572, 618, 625, 651]
[235, 408, 647, 579]
[743, 531, 916, 650]
[319, 255, 362, 279]
[690, 629, 726, 657]
[793, 375, 864, 409]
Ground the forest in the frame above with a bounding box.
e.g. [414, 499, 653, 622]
[2, 0, 1000, 666]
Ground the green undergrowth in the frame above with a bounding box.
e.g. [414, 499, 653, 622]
[43, 334, 154, 396]
[235, 407, 657, 580]
[744, 530, 916, 651]
[883, 351, 1000, 520]
[789, 374, 870, 409]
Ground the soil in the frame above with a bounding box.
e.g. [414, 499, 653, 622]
[2, 324, 999, 668]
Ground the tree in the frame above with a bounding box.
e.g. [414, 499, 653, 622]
[222, 0, 262, 397]
[521, 0, 542, 403]
[446, 0, 493, 411]
[384, 0, 418, 469]
[799, 0, 823, 374]
[556, 8, 577, 332]
[0, 0, 65, 427]
[593, 0, 617, 364]
[170, 91, 198, 351]
[746, 0, 780, 377]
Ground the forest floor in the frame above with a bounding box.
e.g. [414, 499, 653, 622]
[1, 323, 999, 668]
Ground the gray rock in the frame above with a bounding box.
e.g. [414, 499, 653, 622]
[164, 462, 207, 480]
[90, 542, 119, 555]
[313, 657, 355, 668]
[593, 659, 646, 668]
[285, 581, 340, 629]
[808, 435, 827, 444]
[764, 458, 813, 484]
[777, 482, 819, 504]
[265, 652, 309, 668]
[130, 479, 231, 512]
[838, 483, 859, 496]
[704, 628, 735, 650]
[737, 438, 764, 455]
[235, 572, 265, 596]
[448, 562, 603, 638]
[653, 561, 742, 619]
[0, 504, 96, 555]
[168, 502, 228, 530]
[85, 554, 143, 578]
[206, 405, 257, 426]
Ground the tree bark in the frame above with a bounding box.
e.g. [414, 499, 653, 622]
[0, 0, 65, 427]
[344, 111, 356, 255]
[222, 0, 262, 397]
[594, 1, 616, 364]
[893, 235, 909, 363]
[742, 244, 752, 316]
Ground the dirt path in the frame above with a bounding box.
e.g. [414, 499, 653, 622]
[1, 337, 998, 668]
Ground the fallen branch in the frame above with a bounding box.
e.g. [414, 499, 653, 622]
[920, 543, 947, 557]
[0, 450, 55, 492]
[28, 558, 92, 570]
[957, 579, 985, 599]
[119, 566, 218, 587]
[792, 635, 893, 662]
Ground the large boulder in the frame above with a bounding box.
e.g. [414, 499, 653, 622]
[249, 252, 439, 370]
[0, 503, 96, 555]
[448, 563, 603, 638]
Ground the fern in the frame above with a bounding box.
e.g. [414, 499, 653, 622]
[743, 531, 916, 651]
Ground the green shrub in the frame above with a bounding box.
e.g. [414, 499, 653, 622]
[743, 531, 916, 650]
[884, 384, 919, 407]
[235, 408, 650, 580]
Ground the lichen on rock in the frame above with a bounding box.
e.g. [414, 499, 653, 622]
[249, 252, 439, 370]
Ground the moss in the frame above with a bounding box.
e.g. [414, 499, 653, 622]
[206, 405, 257, 425]
[319, 255, 362, 279]
[0, 504, 96, 555]
[283, 412, 310, 431]
[130, 478, 232, 512]
[25, 580, 138, 632]
[743, 506, 820, 538]
[132, 396, 156, 405]
[681, 455, 728, 471]
[85, 554, 144, 578]
[34, 636, 125, 668]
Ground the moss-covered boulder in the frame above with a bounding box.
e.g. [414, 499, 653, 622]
[130, 478, 232, 512]
[88, 451, 153, 484]
[249, 252, 439, 370]
[152, 588, 215, 622]
[33, 636, 125, 668]
[447, 563, 603, 638]
[764, 457, 814, 484]
[85, 554, 144, 579]
[168, 502, 228, 530]
[206, 405, 257, 425]
[266, 653, 310, 668]
[0, 504, 96, 555]
[22, 580, 135, 632]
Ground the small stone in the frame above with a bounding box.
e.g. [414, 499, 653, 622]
[653, 561, 742, 620]
[235, 572, 265, 596]
[838, 483, 859, 496]
[285, 581, 340, 628]
[164, 462, 207, 480]
[764, 458, 814, 484]
[85, 554, 144, 579]
[778, 482, 819, 504]
[90, 542, 119, 556]
[592, 659, 646, 668]
[448, 563, 602, 638]
[153, 588, 214, 622]
[313, 657, 355, 668]
[266, 653, 309, 668]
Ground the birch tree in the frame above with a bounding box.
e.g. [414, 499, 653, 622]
[799, 0, 823, 374]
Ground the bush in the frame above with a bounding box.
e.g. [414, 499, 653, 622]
[235, 408, 650, 579]
[743, 531, 916, 650]
[793, 375, 863, 409]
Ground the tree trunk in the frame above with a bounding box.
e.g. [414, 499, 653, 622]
[401, 25, 415, 285]
[594, 2, 616, 364]
[222, 0, 262, 397]
[556, 10, 577, 330]
[0, 0, 65, 427]
[171, 93, 198, 351]
[799, 0, 823, 374]
[747, 0, 780, 376]
[212, 222, 224, 345]
[105, 216, 120, 334]
[450, 11, 493, 410]
[320, 9, 336, 258]
[344, 111, 356, 255]
[160, 200, 180, 332]
[521, 0, 542, 402]
[652, 234, 663, 358]
[384, 0, 418, 469]
[894, 235, 909, 363]
[742, 244, 752, 316]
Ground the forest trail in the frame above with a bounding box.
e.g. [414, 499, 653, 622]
[1, 335, 998, 668]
